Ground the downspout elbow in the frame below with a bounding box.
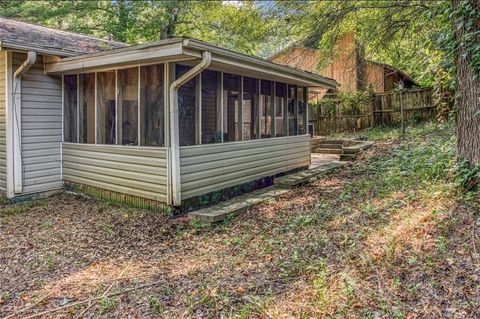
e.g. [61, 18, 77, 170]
[14, 51, 36, 78]
[169, 51, 211, 206]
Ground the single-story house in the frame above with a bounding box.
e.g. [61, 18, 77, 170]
[0, 17, 336, 207]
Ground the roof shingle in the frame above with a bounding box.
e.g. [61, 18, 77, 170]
[0, 17, 127, 57]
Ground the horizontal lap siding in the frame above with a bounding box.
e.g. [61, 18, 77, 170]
[62, 143, 169, 202]
[0, 51, 6, 193]
[180, 135, 311, 199]
[15, 53, 63, 194]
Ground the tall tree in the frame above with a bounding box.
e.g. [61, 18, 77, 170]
[452, 0, 480, 164]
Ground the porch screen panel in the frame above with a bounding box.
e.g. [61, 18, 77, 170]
[63, 75, 77, 142]
[79, 73, 95, 144]
[275, 82, 286, 137]
[140, 64, 164, 146]
[97, 72, 116, 144]
[242, 77, 258, 140]
[201, 70, 220, 144]
[223, 73, 241, 142]
[118, 67, 138, 145]
[260, 80, 272, 138]
[288, 85, 298, 135]
[176, 64, 196, 146]
[298, 87, 306, 134]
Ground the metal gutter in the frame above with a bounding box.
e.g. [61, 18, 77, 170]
[0, 40, 76, 58]
[169, 51, 211, 206]
[12, 51, 36, 194]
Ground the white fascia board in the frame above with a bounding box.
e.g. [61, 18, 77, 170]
[183, 39, 337, 88]
[46, 41, 187, 74]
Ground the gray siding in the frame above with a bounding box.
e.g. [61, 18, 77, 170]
[13, 53, 63, 194]
[0, 51, 6, 193]
[62, 143, 169, 203]
[180, 135, 311, 199]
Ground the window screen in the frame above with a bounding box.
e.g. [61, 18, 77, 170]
[223, 73, 241, 142]
[118, 67, 138, 145]
[79, 73, 95, 144]
[97, 71, 116, 144]
[176, 64, 196, 146]
[140, 64, 165, 146]
[63, 75, 77, 142]
[288, 85, 298, 136]
[298, 87, 307, 135]
[201, 70, 221, 144]
[275, 82, 286, 137]
[242, 77, 258, 140]
[260, 80, 273, 138]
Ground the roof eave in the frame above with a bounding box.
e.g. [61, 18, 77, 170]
[184, 39, 336, 88]
[0, 40, 78, 57]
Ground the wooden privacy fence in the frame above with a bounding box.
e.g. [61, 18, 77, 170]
[310, 88, 435, 135]
[373, 88, 435, 126]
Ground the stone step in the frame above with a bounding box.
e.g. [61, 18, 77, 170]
[340, 153, 356, 161]
[188, 188, 289, 224]
[312, 148, 343, 154]
[319, 139, 344, 145]
[274, 161, 343, 188]
[315, 143, 343, 149]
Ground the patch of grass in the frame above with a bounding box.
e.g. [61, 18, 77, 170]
[0, 200, 43, 217]
[98, 296, 118, 314]
[147, 295, 164, 315]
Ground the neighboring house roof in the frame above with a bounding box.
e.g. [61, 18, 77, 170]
[46, 37, 338, 89]
[366, 60, 418, 87]
[0, 17, 127, 57]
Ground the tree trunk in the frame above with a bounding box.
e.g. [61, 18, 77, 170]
[453, 0, 480, 164]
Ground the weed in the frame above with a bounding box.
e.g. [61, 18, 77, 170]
[96, 222, 115, 238]
[99, 296, 118, 314]
[147, 295, 164, 315]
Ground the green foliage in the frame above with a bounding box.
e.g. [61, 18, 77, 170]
[310, 91, 374, 116]
[451, 0, 480, 77]
[454, 159, 480, 192]
[0, 0, 285, 57]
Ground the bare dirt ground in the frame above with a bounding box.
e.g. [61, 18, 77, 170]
[0, 124, 479, 318]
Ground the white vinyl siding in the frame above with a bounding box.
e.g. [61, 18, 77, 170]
[62, 143, 169, 203]
[179, 135, 311, 199]
[13, 53, 63, 194]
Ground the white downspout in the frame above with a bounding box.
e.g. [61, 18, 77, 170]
[169, 51, 211, 206]
[13, 51, 36, 194]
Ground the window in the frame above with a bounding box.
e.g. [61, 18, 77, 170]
[242, 77, 258, 140]
[79, 73, 95, 144]
[288, 85, 298, 136]
[223, 73, 241, 142]
[118, 67, 138, 145]
[97, 71, 116, 144]
[298, 87, 307, 135]
[260, 80, 273, 138]
[140, 64, 164, 146]
[201, 70, 221, 144]
[275, 82, 286, 137]
[176, 64, 197, 146]
[64, 75, 77, 142]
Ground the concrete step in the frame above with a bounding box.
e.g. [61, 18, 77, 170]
[312, 148, 343, 154]
[189, 188, 289, 224]
[274, 161, 343, 188]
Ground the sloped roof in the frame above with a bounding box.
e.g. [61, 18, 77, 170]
[0, 17, 127, 57]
